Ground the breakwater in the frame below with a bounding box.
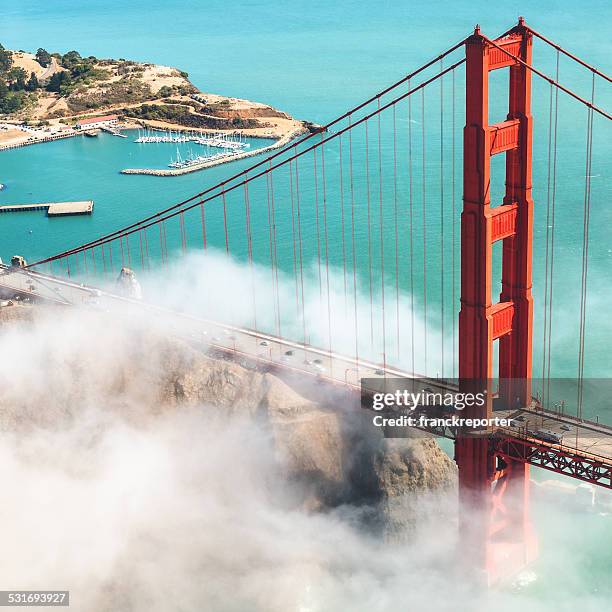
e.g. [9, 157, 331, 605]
[120, 128, 307, 176]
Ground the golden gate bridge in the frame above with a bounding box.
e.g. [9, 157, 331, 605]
[1, 18, 611, 585]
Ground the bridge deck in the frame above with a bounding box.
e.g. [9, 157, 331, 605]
[1, 265, 610, 488]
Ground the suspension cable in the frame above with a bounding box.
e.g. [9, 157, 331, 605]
[22, 41, 469, 269]
[482, 34, 612, 120]
[525, 25, 612, 84]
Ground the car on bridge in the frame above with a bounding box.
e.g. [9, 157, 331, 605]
[527, 429, 563, 444]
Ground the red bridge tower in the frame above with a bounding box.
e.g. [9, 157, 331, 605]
[456, 18, 537, 584]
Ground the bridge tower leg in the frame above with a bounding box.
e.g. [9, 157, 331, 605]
[456, 18, 537, 585]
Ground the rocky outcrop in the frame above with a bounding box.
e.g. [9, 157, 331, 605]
[0, 305, 457, 533]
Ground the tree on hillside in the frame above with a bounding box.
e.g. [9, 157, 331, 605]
[0, 43, 13, 73]
[157, 85, 173, 98]
[7, 67, 27, 90]
[25, 72, 40, 91]
[35, 48, 52, 67]
[46, 71, 71, 93]
[0, 81, 25, 114]
[61, 50, 82, 69]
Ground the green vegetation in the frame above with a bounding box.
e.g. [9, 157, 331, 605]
[45, 51, 110, 97]
[46, 71, 71, 93]
[124, 103, 259, 129]
[0, 43, 33, 113]
[0, 42, 113, 114]
[26, 73, 39, 91]
[66, 77, 152, 112]
[0, 42, 201, 122]
[35, 48, 51, 67]
[155, 83, 197, 99]
[0, 43, 12, 72]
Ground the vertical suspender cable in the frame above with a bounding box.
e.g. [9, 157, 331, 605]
[200, 204, 207, 250]
[289, 159, 300, 319]
[179, 212, 186, 254]
[265, 167, 278, 335]
[295, 156, 307, 346]
[541, 78, 554, 404]
[545, 51, 560, 406]
[222, 188, 229, 254]
[422, 87, 428, 374]
[339, 134, 348, 312]
[313, 148, 322, 298]
[144, 228, 150, 270]
[577, 74, 595, 419]
[244, 178, 257, 331]
[393, 103, 400, 360]
[451, 68, 456, 378]
[269, 166, 281, 337]
[349, 115, 360, 368]
[440, 59, 445, 378]
[377, 97, 387, 372]
[139, 230, 145, 270]
[365, 118, 374, 351]
[408, 80, 415, 375]
[320, 134, 333, 358]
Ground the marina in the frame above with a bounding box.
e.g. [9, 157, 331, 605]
[121, 128, 300, 175]
[0, 200, 94, 216]
[134, 128, 251, 168]
[134, 128, 250, 150]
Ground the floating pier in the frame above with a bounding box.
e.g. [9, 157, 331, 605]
[0, 200, 94, 216]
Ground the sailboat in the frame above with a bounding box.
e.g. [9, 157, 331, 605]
[168, 147, 184, 168]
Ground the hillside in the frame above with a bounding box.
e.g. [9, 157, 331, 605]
[0, 43, 311, 139]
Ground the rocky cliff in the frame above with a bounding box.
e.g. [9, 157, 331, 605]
[0, 303, 457, 535]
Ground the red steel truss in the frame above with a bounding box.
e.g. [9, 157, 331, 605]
[493, 436, 612, 490]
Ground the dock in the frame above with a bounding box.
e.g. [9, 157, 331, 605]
[0, 200, 94, 216]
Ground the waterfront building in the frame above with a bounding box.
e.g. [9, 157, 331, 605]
[75, 115, 119, 130]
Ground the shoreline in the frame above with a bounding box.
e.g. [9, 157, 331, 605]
[0, 119, 141, 151]
[0, 122, 309, 175]
[0, 128, 83, 151]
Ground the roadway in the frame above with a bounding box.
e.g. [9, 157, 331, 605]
[1, 263, 611, 488]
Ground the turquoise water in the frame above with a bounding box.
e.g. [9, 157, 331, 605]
[1, 1, 610, 379]
[1, 6, 610, 406]
[1, 1, 611, 603]
[0, 131, 275, 256]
